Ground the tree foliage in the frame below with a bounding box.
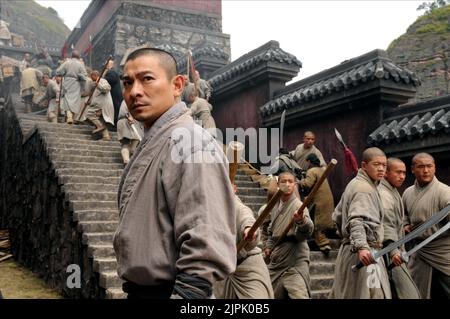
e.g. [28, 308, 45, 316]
[417, 0, 449, 14]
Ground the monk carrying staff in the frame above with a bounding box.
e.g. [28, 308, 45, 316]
[378, 158, 420, 299]
[113, 47, 236, 299]
[116, 100, 143, 166]
[330, 147, 391, 299]
[214, 183, 274, 299]
[264, 171, 314, 299]
[290, 131, 326, 171]
[402, 153, 450, 299]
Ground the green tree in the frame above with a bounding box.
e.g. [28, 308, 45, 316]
[417, 0, 449, 14]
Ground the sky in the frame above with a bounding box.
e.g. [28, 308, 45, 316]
[35, 0, 425, 80]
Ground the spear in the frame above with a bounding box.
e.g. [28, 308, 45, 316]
[334, 128, 358, 176]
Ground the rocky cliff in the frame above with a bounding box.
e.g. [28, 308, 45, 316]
[387, 5, 450, 101]
[0, 0, 70, 48]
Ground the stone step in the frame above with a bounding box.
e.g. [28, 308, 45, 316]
[53, 161, 124, 171]
[73, 210, 119, 222]
[71, 200, 118, 211]
[88, 244, 115, 259]
[310, 262, 335, 276]
[51, 154, 122, 164]
[59, 175, 121, 185]
[105, 288, 127, 299]
[236, 187, 266, 196]
[63, 183, 119, 193]
[234, 174, 252, 181]
[93, 258, 118, 273]
[238, 195, 267, 204]
[311, 289, 331, 299]
[46, 142, 121, 152]
[37, 124, 99, 134]
[99, 271, 124, 289]
[68, 191, 117, 202]
[56, 168, 123, 178]
[77, 221, 118, 233]
[82, 232, 115, 245]
[310, 250, 338, 262]
[234, 180, 261, 188]
[40, 129, 119, 140]
[310, 275, 334, 291]
[44, 136, 120, 147]
[48, 147, 121, 158]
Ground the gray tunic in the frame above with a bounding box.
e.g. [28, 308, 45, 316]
[113, 102, 236, 289]
[35, 79, 60, 114]
[290, 144, 326, 171]
[117, 101, 144, 141]
[86, 78, 115, 125]
[214, 196, 274, 299]
[378, 179, 420, 299]
[330, 169, 391, 299]
[56, 58, 87, 114]
[402, 177, 450, 299]
[265, 193, 314, 299]
[189, 97, 216, 137]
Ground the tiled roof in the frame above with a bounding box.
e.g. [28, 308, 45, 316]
[260, 49, 420, 117]
[208, 40, 301, 88]
[177, 45, 229, 71]
[368, 97, 450, 146]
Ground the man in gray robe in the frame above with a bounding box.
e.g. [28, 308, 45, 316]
[194, 70, 213, 101]
[56, 50, 87, 124]
[330, 147, 391, 299]
[113, 47, 236, 299]
[84, 70, 114, 141]
[184, 84, 217, 138]
[117, 100, 143, 166]
[20, 67, 43, 113]
[35, 73, 62, 123]
[264, 171, 314, 299]
[402, 153, 450, 299]
[290, 131, 326, 171]
[378, 158, 420, 299]
[214, 186, 274, 299]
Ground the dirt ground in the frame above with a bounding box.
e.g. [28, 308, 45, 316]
[0, 259, 62, 299]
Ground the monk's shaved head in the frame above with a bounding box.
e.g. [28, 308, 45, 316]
[125, 47, 178, 80]
[387, 157, 404, 171]
[304, 131, 315, 138]
[278, 171, 296, 181]
[362, 147, 386, 163]
[412, 153, 434, 166]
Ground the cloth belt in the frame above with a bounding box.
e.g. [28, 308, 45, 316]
[271, 234, 299, 246]
[341, 238, 382, 250]
[122, 281, 174, 299]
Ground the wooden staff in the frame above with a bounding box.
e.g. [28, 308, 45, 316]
[271, 159, 338, 251]
[75, 55, 112, 121]
[236, 185, 287, 253]
[56, 77, 63, 122]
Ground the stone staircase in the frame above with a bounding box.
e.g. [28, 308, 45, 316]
[15, 107, 337, 299]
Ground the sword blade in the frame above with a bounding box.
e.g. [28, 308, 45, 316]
[280, 110, 286, 149]
[352, 203, 450, 271]
[131, 123, 142, 141]
[405, 220, 450, 258]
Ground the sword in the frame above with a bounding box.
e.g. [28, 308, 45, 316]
[280, 110, 286, 149]
[387, 220, 450, 270]
[130, 123, 142, 141]
[352, 203, 450, 271]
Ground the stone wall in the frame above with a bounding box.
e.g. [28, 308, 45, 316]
[0, 96, 101, 299]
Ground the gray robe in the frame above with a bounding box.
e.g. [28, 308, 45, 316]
[113, 102, 236, 291]
[402, 177, 450, 299]
[290, 144, 326, 171]
[117, 100, 144, 141]
[35, 79, 60, 114]
[56, 58, 87, 114]
[265, 193, 314, 299]
[214, 196, 274, 299]
[86, 78, 115, 125]
[189, 97, 216, 137]
[330, 169, 391, 299]
[378, 179, 420, 299]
